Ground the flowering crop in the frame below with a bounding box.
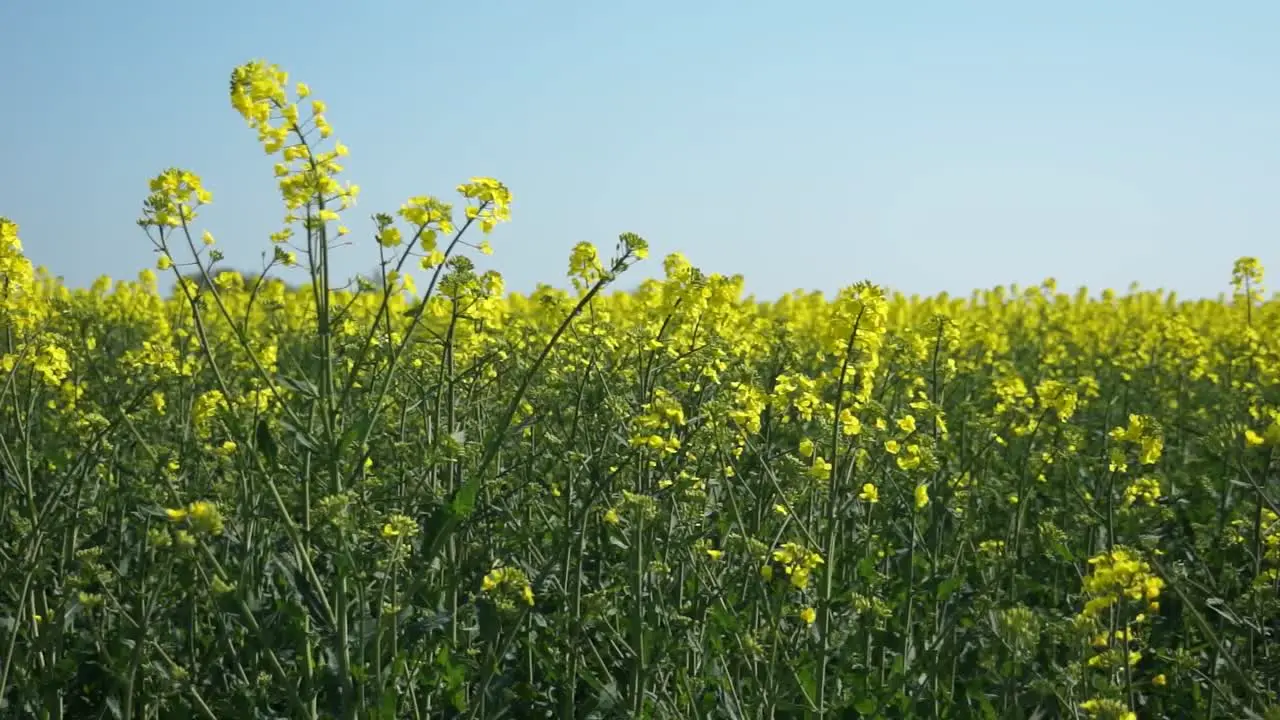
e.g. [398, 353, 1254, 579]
[2, 62, 1280, 720]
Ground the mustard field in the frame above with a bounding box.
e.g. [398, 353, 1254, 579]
[2, 60, 1279, 720]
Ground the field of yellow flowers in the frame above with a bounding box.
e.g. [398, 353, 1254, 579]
[2, 60, 1279, 720]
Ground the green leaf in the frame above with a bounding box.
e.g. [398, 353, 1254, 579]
[276, 374, 319, 399]
[375, 690, 397, 720]
[858, 555, 878, 581]
[279, 416, 322, 453]
[449, 475, 482, 518]
[937, 575, 964, 601]
[477, 598, 501, 646]
[255, 418, 278, 464]
[339, 418, 374, 456]
[413, 477, 485, 586]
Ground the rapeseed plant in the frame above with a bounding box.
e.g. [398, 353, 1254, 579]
[2, 60, 1280, 720]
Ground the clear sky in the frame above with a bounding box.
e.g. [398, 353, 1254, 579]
[2, 1, 1277, 300]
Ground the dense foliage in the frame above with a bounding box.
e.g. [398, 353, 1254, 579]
[2, 60, 1279, 720]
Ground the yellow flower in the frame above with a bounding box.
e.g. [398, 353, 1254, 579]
[377, 226, 403, 248]
[839, 408, 862, 436]
[859, 483, 880, 504]
[798, 607, 817, 624]
[186, 500, 225, 536]
[809, 455, 832, 481]
[380, 513, 419, 540]
[914, 484, 929, 510]
[896, 444, 923, 471]
[481, 565, 534, 608]
[769, 543, 825, 590]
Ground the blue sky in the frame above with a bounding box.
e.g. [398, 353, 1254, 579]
[2, 0, 1277, 299]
